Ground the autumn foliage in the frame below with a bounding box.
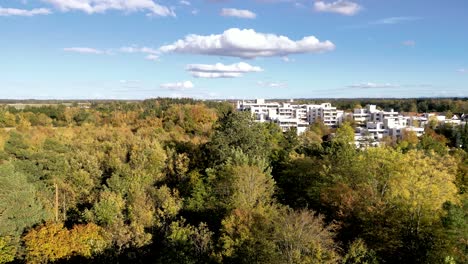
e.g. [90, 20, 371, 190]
[0, 98, 466, 264]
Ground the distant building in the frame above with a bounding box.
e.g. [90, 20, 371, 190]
[237, 99, 463, 146]
[351, 104, 424, 147]
[237, 99, 343, 134]
[307, 103, 344, 128]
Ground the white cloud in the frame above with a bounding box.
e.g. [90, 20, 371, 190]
[160, 81, 194, 90]
[294, 2, 305, 8]
[314, 0, 361, 16]
[145, 54, 159, 61]
[187, 62, 263, 73]
[0, 6, 52, 16]
[458, 69, 468, 74]
[373, 16, 421, 25]
[402, 40, 416, 46]
[179, 0, 191, 6]
[63, 47, 105, 54]
[256, 0, 299, 3]
[119, 46, 159, 54]
[190, 72, 242, 78]
[282, 56, 295, 62]
[221, 8, 256, 19]
[348, 82, 400, 89]
[120, 46, 159, 60]
[42, 0, 174, 16]
[159, 28, 335, 59]
[120, 46, 158, 54]
[257, 81, 287, 88]
[187, 62, 263, 78]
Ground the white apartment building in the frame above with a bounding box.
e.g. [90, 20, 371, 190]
[238, 100, 465, 146]
[352, 105, 399, 126]
[352, 107, 372, 127]
[237, 99, 281, 122]
[307, 103, 344, 128]
[352, 105, 425, 146]
[237, 99, 342, 134]
[424, 113, 463, 126]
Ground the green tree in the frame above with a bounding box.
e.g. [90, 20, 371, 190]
[436, 199, 468, 263]
[3, 132, 31, 159]
[0, 112, 16, 128]
[342, 239, 378, 264]
[333, 122, 355, 144]
[320, 148, 460, 263]
[161, 220, 215, 264]
[218, 157, 280, 263]
[0, 163, 46, 240]
[206, 111, 272, 165]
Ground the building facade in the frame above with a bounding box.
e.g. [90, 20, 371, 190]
[238, 99, 464, 147]
[351, 104, 425, 146]
[237, 99, 343, 134]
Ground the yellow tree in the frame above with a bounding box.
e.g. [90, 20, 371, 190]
[23, 222, 108, 264]
[275, 209, 340, 264]
[320, 147, 460, 262]
[219, 163, 279, 263]
[389, 150, 459, 233]
[0, 237, 15, 264]
[333, 122, 355, 144]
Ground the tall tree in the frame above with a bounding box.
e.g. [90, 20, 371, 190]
[0, 163, 46, 241]
[206, 111, 273, 165]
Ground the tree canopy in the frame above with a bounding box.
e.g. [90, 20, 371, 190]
[0, 98, 466, 264]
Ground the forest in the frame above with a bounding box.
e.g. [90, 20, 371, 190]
[0, 98, 466, 264]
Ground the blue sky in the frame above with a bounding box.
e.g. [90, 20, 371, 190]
[0, 0, 467, 99]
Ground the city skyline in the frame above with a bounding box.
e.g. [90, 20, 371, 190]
[1, 0, 467, 99]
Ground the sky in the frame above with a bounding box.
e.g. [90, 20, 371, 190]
[0, 0, 467, 100]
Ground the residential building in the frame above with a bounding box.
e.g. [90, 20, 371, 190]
[352, 104, 425, 147]
[237, 99, 342, 134]
[307, 103, 343, 128]
[238, 100, 460, 146]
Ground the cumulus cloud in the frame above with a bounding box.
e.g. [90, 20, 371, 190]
[187, 62, 263, 78]
[63, 47, 106, 54]
[348, 82, 400, 89]
[42, 0, 174, 16]
[314, 0, 361, 16]
[0, 6, 52, 16]
[159, 28, 335, 59]
[160, 81, 194, 90]
[257, 81, 287, 88]
[221, 8, 256, 19]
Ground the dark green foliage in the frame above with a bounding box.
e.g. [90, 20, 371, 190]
[3, 132, 31, 159]
[0, 163, 46, 241]
[206, 111, 273, 165]
[439, 200, 468, 263]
